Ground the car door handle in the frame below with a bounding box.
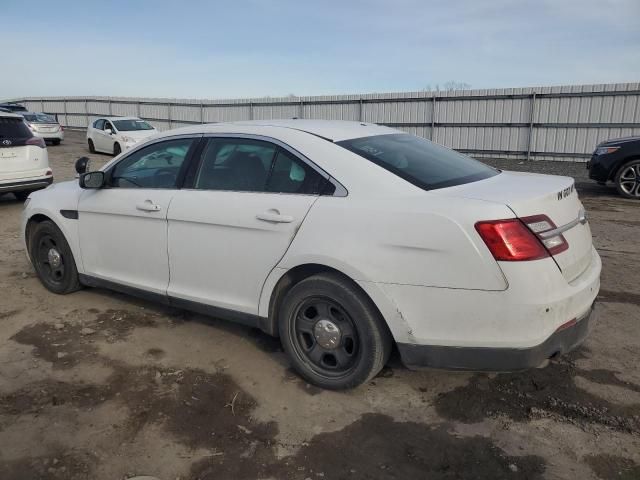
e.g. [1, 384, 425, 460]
[256, 210, 294, 223]
[136, 200, 161, 212]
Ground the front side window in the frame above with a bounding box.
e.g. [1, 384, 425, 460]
[104, 121, 114, 132]
[110, 138, 195, 189]
[113, 119, 154, 131]
[337, 133, 498, 190]
[93, 119, 105, 129]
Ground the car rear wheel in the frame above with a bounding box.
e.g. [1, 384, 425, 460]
[88, 139, 96, 153]
[279, 272, 392, 390]
[615, 160, 640, 199]
[113, 142, 121, 156]
[29, 220, 81, 294]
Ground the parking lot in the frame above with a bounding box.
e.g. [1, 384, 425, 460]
[0, 130, 639, 479]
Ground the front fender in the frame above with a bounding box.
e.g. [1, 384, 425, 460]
[22, 181, 84, 273]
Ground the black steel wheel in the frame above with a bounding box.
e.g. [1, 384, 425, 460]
[292, 296, 360, 376]
[29, 220, 81, 294]
[279, 272, 392, 390]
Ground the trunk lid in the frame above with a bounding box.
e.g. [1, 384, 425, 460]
[434, 171, 593, 282]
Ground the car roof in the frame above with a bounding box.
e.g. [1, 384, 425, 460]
[94, 116, 143, 121]
[168, 119, 398, 142]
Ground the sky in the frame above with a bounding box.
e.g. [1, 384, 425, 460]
[2, 0, 639, 100]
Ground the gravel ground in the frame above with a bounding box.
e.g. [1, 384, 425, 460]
[0, 131, 639, 480]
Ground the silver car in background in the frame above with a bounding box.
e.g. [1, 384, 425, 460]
[21, 112, 64, 145]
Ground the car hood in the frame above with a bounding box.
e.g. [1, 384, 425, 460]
[597, 135, 640, 147]
[118, 129, 157, 140]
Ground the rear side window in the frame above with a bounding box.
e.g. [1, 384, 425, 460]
[195, 139, 276, 192]
[266, 150, 327, 194]
[0, 117, 32, 140]
[337, 134, 498, 190]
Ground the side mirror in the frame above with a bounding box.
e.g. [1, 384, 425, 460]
[75, 156, 91, 175]
[105, 128, 113, 135]
[79, 171, 105, 189]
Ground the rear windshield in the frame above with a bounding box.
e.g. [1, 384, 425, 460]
[23, 113, 57, 123]
[337, 133, 498, 190]
[113, 119, 154, 131]
[0, 117, 32, 139]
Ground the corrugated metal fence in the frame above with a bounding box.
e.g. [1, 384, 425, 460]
[13, 82, 640, 162]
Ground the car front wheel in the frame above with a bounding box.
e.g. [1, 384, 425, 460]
[279, 272, 392, 390]
[29, 220, 81, 294]
[113, 142, 121, 156]
[615, 159, 640, 199]
[88, 139, 96, 153]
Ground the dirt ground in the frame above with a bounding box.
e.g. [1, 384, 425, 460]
[1, 130, 639, 480]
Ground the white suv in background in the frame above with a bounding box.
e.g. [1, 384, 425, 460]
[0, 111, 52, 200]
[87, 116, 157, 156]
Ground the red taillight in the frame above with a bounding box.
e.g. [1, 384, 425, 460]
[25, 136, 46, 148]
[60, 125, 64, 131]
[475, 219, 549, 261]
[521, 214, 568, 255]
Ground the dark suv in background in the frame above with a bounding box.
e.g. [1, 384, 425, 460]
[588, 136, 640, 199]
[0, 103, 28, 113]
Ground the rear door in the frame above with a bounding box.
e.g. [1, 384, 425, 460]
[167, 136, 329, 314]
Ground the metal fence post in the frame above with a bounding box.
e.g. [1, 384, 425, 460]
[108, 99, 112, 116]
[167, 102, 172, 129]
[249, 102, 254, 120]
[359, 97, 364, 121]
[431, 94, 437, 141]
[136, 101, 141, 118]
[526, 92, 537, 161]
[63, 98, 68, 127]
[84, 99, 88, 127]
[299, 100, 304, 119]
[200, 103, 204, 124]
[40, 99, 45, 113]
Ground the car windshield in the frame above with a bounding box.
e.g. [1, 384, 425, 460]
[23, 113, 57, 123]
[112, 119, 154, 131]
[337, 133, 498, 190]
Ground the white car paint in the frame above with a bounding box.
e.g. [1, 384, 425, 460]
[21, 112, 64, 143]
[86, 116, 157, 155]
[23, 119, 600, 372]
[0, 111, 52, 196]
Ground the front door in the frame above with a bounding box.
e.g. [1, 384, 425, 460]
[167, 137, 329, 314]
[78, 136, 199, 294]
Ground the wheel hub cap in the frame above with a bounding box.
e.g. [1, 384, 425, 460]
[47, 248, 61, 268]
[314, 319, 341, 349]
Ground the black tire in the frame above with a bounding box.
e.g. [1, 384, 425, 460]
[52, 139, 61, 145]
[88, 139, 96, 153]
[113, 142, 121, 156]
[615, 159, 640, 199]
[278, 272, 392, 390]
[28, 220, 81, 295]
[13, 191, 30, 201]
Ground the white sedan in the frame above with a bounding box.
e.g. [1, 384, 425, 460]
[86, 116, 157, 156]
[22, 120, 600, 389]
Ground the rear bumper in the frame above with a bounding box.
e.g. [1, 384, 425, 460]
[0, 176, 53, 193]
[398, 303, 596, 371]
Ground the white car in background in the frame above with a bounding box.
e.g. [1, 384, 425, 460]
[22, 120, 600, 389]
[87, 116, 157, 156]
[21, 112, 64, 145]
[0, 111, 52, 200]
